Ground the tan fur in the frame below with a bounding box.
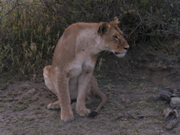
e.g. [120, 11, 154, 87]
[43, 17, 129, 122]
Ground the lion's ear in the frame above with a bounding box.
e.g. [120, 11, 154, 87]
[110, 16, 120, 26]
[98, 23, 109, 35]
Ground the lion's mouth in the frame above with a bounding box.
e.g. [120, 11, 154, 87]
[114, 52, 126, 58]
[114, 51, 126, 55]
[114, 52, 121, 55]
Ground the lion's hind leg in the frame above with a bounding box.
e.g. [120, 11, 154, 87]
[43, 65, 60, 110]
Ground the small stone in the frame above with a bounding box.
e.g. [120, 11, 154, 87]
[166, 118, 179, 130]
[170, 97, 180, 108]
[136, 114, 145, 119]
[27, 88, 36, 94]
[173, 89, 180, 97]
[20, 83, 31, 89]
[163, 108, 174, 119]
[159, 89, 173, 103]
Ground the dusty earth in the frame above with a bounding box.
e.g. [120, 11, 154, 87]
[0, 53, 180, 135]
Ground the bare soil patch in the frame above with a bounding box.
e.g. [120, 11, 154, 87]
[0, 54, 180, 135]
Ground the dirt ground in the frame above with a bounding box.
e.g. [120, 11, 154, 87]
[0, 54, 180, 135]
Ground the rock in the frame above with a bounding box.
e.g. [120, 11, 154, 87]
[159, 89, 173, 103]
[170, 97, 180, 108]
[173, 89, 180, 97]
[163, 108, 179, 130]
[166, 118, 179, 130]
[163, 108, 179, 119]
[163, 108, 174, 119]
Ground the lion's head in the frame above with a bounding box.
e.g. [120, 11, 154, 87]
[98, 17, 129, 57]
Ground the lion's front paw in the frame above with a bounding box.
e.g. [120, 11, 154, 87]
[61, 109, 74, 122]
[76, 107, 90, 116]
[47, 101, 60, 110]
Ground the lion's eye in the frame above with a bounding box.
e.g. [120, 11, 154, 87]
[113, 35, 119, 40]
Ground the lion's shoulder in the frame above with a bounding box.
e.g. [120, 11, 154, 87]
[64, 22, 100, 33]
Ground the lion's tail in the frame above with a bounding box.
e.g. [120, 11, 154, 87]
[88, 77, 108, 118]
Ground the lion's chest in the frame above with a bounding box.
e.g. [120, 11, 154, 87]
[82, 57, 95, 73]
[66, 52, 96, 78]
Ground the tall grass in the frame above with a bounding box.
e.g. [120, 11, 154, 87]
[0, 0, 60, 74]
[0, 0, 179, 75]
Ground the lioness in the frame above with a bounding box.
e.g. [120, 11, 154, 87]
[43, 17, 129, 122]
